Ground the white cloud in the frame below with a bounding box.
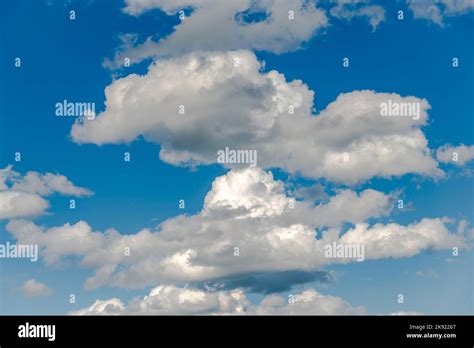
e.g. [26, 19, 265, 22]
[0, 166, 93, 220]
[0, 191, 49, 220]
[442, 0, 474, 14]
[6, 168, 467, 290]
[407, 0, 474, 26]
[73, 50, 443, 184]
[436, 144, 474, 166]
[71, 285, 364, 315]
[108, 0, 389, 67]
[252, 289, 366, 315]
[330, 0, 385, 31]
[11, 172, 93, 197]
[71, 298, 125, 315]
[0, 165, 92, 197]
[22, 279, 53, 298]
[338, 217, 465, 259]
[106, 0, 328, 67]
[203, 168, 288, 219]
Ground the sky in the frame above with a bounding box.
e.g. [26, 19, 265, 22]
[0, 0, 473, 315]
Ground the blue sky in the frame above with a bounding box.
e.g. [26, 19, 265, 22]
[0, 0, 473, 315]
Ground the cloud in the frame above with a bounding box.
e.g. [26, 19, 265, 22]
[71, 298, 126, 315]
[336, 217, 467, 259]
[407, 0, 474, 26]
[6, 167, 467, 290]
[10, 172, 93, 197]
[107, 0, 388, 67]
[252, 288, 366, 315]
[70, 285, 365, 315]
[21, 279, 53, 298]
[73, 50, 443, 184]
[0, 166, 93, 220]
[74, 285, 250, 315]
[436, 144, 474, 166]
[330, 0, 385, 31]
[0, 191, 49, 220]
[106, 0, 328, 67]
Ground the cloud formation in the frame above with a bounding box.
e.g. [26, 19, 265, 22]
[0, 166, 93, 220]
[436, 144, 474, 166]
[74, 50, 443, 184]
[0, 191, 49, 220]
[407, 0, 474, 26]
[106, 0, 328, 67]
[6, 168, 467, 290]
[71, 285, 365, 315]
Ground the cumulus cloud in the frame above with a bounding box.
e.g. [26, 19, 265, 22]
[330, 0, 385, 31]
[407, 0, 474, 26]
[6, 168, 467, 290]
[71, 285, 365, 315]
[107, 0, 389, 67]
[0, 166, 93, 220]
[436, 144, 474, 166]
[72, 285, 249, 315]
[336, 217, 466, 259]
[106, 0, 328, 67]
[10, 172, 93, 197]
[0, 191, 49, 220]
[22, 279, 53, 298]
[74, 50, 442, 184]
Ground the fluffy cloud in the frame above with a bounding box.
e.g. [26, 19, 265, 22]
[106, 0, 328, 67]
[10, 172, 92, 197]
[108, 0, 390, 67]
[252, 288, 366, 315]
[6, 168, 467, 290]
[0, 166, 93, 220]
[407, 0, 474, 26]
[74, 50, 442, 184]
[71, 285, 365, 315]
[436, 144, 474, 166]
[0, 191, 49, 220]
[21, 279, 53, 298]
[336, 217, 465, 259]
[330, 0, 385, 31]
[72, 285, 249, 315]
